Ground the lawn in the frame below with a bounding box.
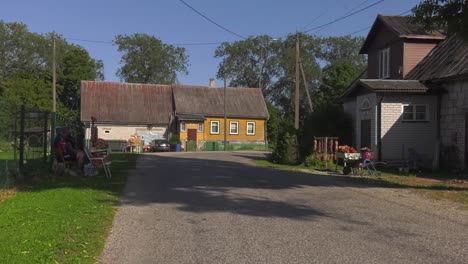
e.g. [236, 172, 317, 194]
[253, 159, 468, 207]
[0, 152, 137, 263]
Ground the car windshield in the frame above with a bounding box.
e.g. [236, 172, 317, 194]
[153, 140, 169, 145]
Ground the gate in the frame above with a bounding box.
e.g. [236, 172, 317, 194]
[186, 140, 197, 152]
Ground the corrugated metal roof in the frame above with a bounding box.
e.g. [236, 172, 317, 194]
[173, 84, 269, 119]
[81, 81, 173, 124]
[361, 15, 444, 54]
[406, 34, 468, 81]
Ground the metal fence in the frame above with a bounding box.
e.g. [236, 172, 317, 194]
[196, 141, 269, 152]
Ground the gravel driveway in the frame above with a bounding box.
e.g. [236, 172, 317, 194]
[101, 152, 468, 264]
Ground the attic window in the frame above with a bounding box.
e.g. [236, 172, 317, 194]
[379, 48, 390, 79]
[360, 98, 371, 110]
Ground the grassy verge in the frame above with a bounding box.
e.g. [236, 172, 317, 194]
[254, 159, 468, 207]
[0, 152, 137, 263]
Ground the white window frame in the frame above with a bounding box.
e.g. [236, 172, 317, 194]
[198, 123, 204, 132]
[246, 122, 256, 135]
[210, 121, 220, 134]
[379, 48, 391, 79]
[180, 122, 186, 132]
[229, 121, 239, 135]
[401, 104, 429, 121]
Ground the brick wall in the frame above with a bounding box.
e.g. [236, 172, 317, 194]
[381, 95, 438, 167]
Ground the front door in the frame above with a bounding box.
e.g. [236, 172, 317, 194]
[361, 120, 371, 149]
[187, 129, 197, 141]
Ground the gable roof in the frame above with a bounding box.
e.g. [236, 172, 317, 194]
[173, 84, 269, 119]
[81, 81, 173, 124]
[340, 79, 429, 99]
[360, 15, 445, 54]
[406, 34, 468, 81]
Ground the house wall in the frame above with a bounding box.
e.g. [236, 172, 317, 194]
[380, 95, 438, 167]
[403, 41, 438, 77]
[86, 125, 167, 143]
[367, 26, 403, 79]
[179, 118, 266, 144]
[440, 80, 468, 169]
[355, 93, 378, 154]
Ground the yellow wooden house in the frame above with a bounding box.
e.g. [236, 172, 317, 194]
[173, 84, 269, 150]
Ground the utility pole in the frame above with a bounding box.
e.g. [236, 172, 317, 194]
[294, 32, 300, 130]
[50, 32, 57, 162]
[224, 78, 227, 151]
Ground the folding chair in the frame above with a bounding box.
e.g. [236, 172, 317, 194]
[84, 147, 112, 179]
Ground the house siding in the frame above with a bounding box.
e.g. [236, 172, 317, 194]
[380, 95, 437, 167]
[440, 80, 468, 169]
[367, 25, 403, 79]
[403, 41, 438, 78]
[179, 118, 266, 146]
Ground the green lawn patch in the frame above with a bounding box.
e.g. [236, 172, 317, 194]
[253, 159, 468, 207]
[0, 152, 137, 263]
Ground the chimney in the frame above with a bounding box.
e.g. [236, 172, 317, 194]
[209, 78, 215, 88]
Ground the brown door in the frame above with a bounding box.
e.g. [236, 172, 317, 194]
[361, 120, 371, 149]
[187, 129, 197, 141]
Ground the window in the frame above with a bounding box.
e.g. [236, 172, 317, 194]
[378, 48, 390, 79]
[210, 121, 220, 134]
[246, 122, 256, 135]
[198, 123, 204, 132]
[180, 122, 186, 132]
[104, 130, 111, 134]
[360, 98, 371, 110]
[230, 121, 239, 135]
[402, 104, 428, 121]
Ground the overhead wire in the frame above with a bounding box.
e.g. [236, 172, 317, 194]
[177, 0, 246, 39]
[345, 9, 413, 36]
[64, 37, 224, 46]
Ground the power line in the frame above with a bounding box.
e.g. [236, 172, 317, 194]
[304, 0, 386, 33]
[345, 9, 412, 36]
[64, 37, 224, 47]
[177, 0, 246, 39]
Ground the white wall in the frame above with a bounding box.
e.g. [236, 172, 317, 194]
[85, 125, 168, 144]
[380, 95, 438, 167]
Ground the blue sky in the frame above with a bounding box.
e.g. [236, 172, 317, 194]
[0, 0, 421, 86]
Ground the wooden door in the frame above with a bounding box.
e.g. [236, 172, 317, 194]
[361, 120, 371, 149]
[187, 129, 197, 141]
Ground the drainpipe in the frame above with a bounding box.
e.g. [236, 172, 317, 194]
[377, 94, 384, 162]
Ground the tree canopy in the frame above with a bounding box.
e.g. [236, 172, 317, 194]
[412, 0, 468, 37]
[114, 33, 189, 84]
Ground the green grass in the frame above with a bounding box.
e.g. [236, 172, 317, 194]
[0, 152, 137, 263]
[254, 159, 468, 207]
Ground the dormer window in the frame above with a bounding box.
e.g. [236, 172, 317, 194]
[379, 48, 390, 79]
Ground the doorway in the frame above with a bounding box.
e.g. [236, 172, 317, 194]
[187, 129, 197, 151]
[361, 120, 371, 149]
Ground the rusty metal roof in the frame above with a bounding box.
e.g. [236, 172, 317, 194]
[173, 84, 269, 119]
[361, 15, 445, 54]
[406, 34, 468, 81]
[81, 81, 173, 124]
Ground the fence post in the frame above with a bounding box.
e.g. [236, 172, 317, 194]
[19, 105, 25, 174]
[43, 112, 48, 163]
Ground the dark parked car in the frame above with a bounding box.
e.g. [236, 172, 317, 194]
[151, 139, 171, 152]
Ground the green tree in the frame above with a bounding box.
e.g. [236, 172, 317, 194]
[215, 35, 281, 94]
[412, 0, 468, 37]
[114, 33, 188, 84]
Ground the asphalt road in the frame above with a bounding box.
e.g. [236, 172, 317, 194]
[101, 152, 468, 264]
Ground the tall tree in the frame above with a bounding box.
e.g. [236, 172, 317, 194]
[215, 35, 281, 93]
[412, 0, 468, 37]
[114, 33, 188, 84]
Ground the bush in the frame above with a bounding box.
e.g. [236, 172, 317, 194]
[272, 132, 299, 165]
[169, 135, 181, 145]
[304, 155, 321, 167]
[0, 140, 13, 152]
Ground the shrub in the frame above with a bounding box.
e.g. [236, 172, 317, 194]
[272, 132, 299, 165]
[169, 135, 181, 145]
[304, 155, 321, 167]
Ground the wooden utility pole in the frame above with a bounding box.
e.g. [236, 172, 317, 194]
[224, 78, 227, 151]
[299, 63, 313, 112]
[294, 33, 300, 130]
[50, 32, 57, 162]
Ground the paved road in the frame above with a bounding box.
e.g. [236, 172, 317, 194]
[101, 152, 468, 264]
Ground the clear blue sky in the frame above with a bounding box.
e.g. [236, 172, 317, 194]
[0, 0, 421, 86]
